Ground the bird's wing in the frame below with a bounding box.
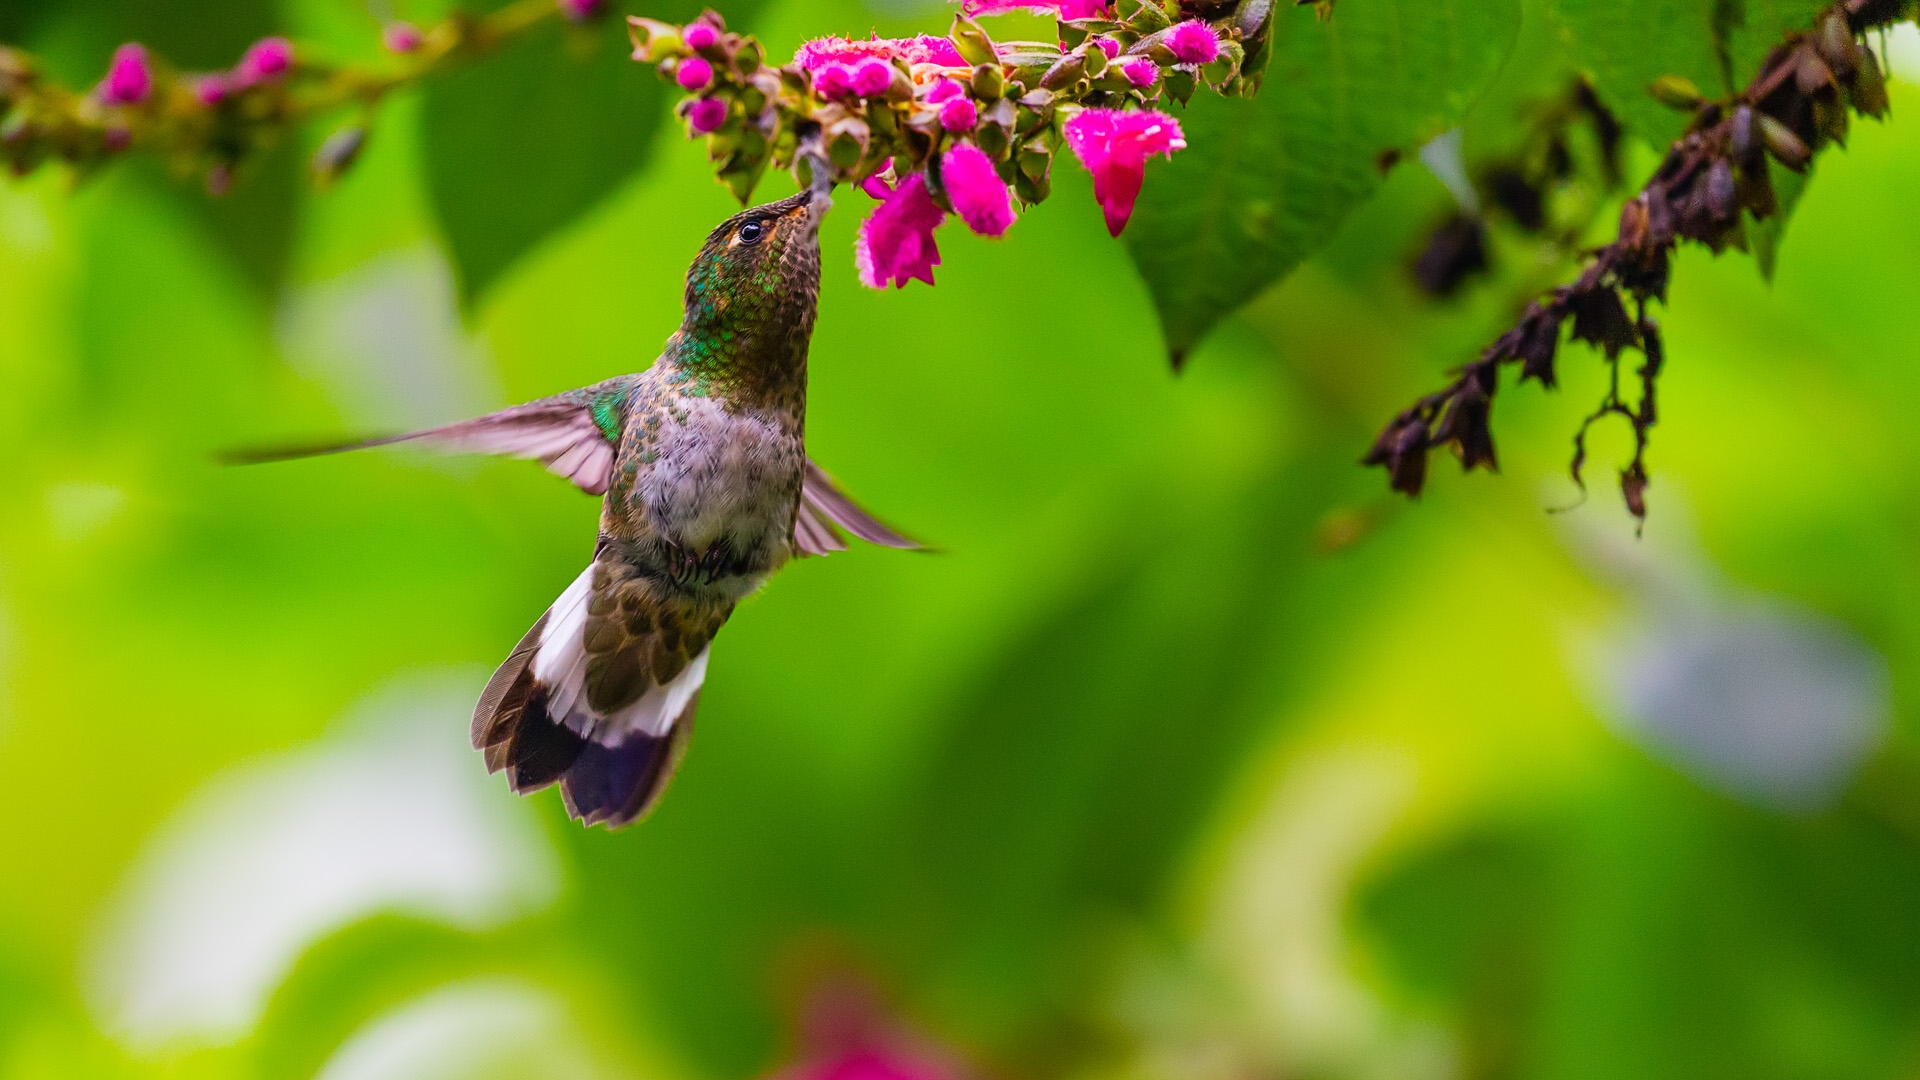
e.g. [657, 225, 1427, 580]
[225, 385, 627, 496]
[793, 459, 923, 556]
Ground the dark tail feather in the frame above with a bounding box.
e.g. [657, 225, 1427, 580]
[472, 613, 699, 828]
[471, 614, 587, 793]
[559, 698, 699, 828]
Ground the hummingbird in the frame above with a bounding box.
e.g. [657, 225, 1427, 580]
[245, 185, 918, 827]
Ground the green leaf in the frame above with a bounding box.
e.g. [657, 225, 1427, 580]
[420, 15, 670, 304]
[1124, 0, 1522, 359]
[1548, 0, 1728, 150]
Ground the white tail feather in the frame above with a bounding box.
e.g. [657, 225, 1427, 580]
[529, 563, 710, 743]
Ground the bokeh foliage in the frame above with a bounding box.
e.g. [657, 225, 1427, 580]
[6, 1, 1920, 1079]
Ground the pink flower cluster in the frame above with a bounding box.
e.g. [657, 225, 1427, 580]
[795, 35, 966, 99]
[853, 106, 1183, 288]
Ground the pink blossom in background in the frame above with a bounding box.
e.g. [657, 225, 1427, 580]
[684, 22, 719, 51]
[687, 97, 728, 133]
[100, 43, 152, 106]
[938, 96, 977, 131]
[790, 1048, 951, 1080]
[1166, 20, 1220, 65]
[963, 0, 1110, 18]
[676, 56, 714, 90]
[942, 144, 1014, 237]
[194, 74, 229, 105]
[234, 37, 293, 85]
[558, 0, 605, 21]
[1063, 107, 1186, 236]
[850, 59, 894, 97]
[383, 22, 424, 54]
[1120, 59, 1157, 87]
[856, 173, 945, 289]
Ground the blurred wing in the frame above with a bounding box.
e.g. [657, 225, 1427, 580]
[227, 396, 620, 496]
[793, 459, 922, 556]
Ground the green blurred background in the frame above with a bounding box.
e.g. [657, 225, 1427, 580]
[7, 0, 1920, 1078]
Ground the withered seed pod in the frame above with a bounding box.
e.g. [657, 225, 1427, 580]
[1757, 113, 1811, 169]
[1729, 104, 1756, 162]
[1705, 158, 1737, 221]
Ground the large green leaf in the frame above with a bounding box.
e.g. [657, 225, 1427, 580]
[1125, 0, 1523, 361]
[420, 13, 669, 304]
[1548, 0, 1727, 150]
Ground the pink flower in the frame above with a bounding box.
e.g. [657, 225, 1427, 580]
[194, 73, 229, 105]
[1166, 20, 1220, 65]
[383, 21, 424, 53]
[234, 37, 293, 85]
[1120, 59, 1157, 87]
[1062, 107, 1185, 236]
[688, 96, 728, 133]
[794, 35, 965, 72]
[684, 22, 718, 51]
[938, 96, 977, 131]
[856, 173, 945, 289]
[850, 59, 893, 97]
[1095, 38, 1120, 59]
[963, 0, 1111, 18]
[100, 43, 152, 106]
[558, 0, 605, 21]
[942, 144, 1014, 237]
[677, 56, 713, 90]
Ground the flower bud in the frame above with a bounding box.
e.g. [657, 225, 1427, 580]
[100, 43, 152, 106]
[688, 96, 728, 133]
[1121, 58, 1157, 87]
[850, 59, 892, 98]
[233, 37, 293, 87]
[1647, 74, 1703, 111]
[970, 64, 1004, 100]
[1166, 20, 1219, 65]
[1096, 38, 1120, 59]
[939, 96, 977, 132]
[684, 22, 718, 51]
[184, 74, 221, 105]
[949, 15, 999, 67]
[627, 18, 683, 62]
[677, 56, 714, 90]
[383, 21, 424, 54]
[1039, 53, 1087, 90]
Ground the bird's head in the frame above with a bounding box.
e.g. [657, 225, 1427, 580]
[683, 188, 825, 324]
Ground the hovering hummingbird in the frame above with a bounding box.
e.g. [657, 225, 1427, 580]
[245, 186, 918, 827]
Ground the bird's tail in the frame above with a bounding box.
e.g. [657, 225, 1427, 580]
[471, 556, 726, 828]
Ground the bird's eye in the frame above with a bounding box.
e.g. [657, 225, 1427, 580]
[737, 219, 765, 245]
